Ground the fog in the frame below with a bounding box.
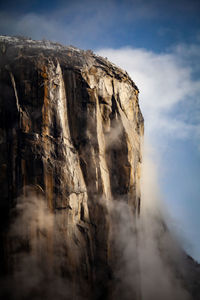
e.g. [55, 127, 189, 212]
[106, 141, 192, 300]
[138, 142, 191, 299]
[1, 187, 79, 300]
[0, 145, 193, 300]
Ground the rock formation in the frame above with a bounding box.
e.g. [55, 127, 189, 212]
[0, 36, 143, 300]
[0, 36, 199, 300]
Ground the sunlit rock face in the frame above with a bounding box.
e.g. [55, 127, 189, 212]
[0, 36, 143, 299]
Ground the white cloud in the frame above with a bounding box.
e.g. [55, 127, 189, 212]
[96, 45, 200, 263]
[97, 46, 200, 142]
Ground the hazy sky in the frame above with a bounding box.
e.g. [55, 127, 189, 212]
[0, 0, 200, 261]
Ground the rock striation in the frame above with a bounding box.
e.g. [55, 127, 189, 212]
[0, 36, 143, 300]
[1, 36, 199, 300]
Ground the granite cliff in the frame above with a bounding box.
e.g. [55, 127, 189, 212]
[0, 36, 143, 300]
[0, 36, 199, 300]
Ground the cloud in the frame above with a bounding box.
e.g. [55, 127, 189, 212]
[0, 12, 71, 43]
[97, 44, 200, 263]
[105, 144, 192, 300]
[96, 45, 200, 142]
[1, 188, 80, 300]
[0, 2, 117, 47]
[1, 0, 199, 50]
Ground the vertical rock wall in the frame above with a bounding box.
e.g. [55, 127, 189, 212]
[0, 36, 144, 300]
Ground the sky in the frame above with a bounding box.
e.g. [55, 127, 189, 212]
[0, 0, 200, 261]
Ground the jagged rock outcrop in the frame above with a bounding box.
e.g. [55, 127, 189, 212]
[0, 36, 143, 300]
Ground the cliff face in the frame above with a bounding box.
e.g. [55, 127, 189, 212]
[0, 36, 143, 300]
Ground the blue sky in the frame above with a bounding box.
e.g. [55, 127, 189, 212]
[0, 0, 200, 261]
